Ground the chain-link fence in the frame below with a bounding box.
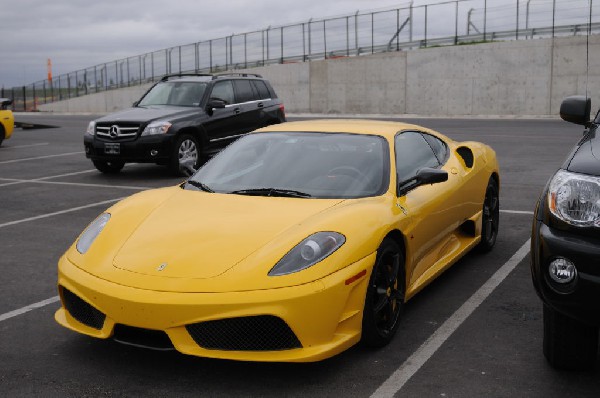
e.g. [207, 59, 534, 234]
[2, 0, 598, 111]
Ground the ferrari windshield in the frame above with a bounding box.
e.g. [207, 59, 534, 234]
[138, 81, 207, 107]
[187, 132, 389, 199]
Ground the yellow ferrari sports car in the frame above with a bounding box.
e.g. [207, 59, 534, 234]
[55, 119, 499, 362]
[0, 98, 14, 146]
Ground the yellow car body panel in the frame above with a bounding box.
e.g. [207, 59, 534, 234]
[0, 108, 14, 143]
[55, 119, 499, 362]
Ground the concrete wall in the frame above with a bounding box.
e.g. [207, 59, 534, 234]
[38, 35, 600, 116]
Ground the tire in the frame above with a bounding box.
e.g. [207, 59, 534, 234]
[477, 177, 499, 252]
[361, 237, 405, 347]
[0, 125, 4, 147]
[170, 134, 201, 176]
[92, 159, 125, 174]
[543, 304, 598, 370]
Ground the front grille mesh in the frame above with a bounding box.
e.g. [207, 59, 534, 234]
[186, 315, 302, 351]
[61, 287, 106, 330]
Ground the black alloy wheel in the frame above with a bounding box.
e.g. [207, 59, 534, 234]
[92, 159, 125, 174]
[362, 237, 405, 347]
[477, 177, 499, 252]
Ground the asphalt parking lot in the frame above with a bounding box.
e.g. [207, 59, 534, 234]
[1, 114, 599, 397]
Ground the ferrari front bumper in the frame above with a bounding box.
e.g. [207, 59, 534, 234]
[55, 253, 375, 362]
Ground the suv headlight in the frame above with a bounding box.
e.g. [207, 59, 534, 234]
[76, 213, 110, 254]
[86, 121, 96, 136]
[548, 169, 600, 227]
[141, 120, 172, 136]
[268, 232, 345, 276]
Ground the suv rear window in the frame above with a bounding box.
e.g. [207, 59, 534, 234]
[252, 80, 271, 100]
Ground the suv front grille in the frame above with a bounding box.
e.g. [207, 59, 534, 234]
[61, 287, 106, 330]
[185, 315, 302, 351]
[96, 123, 140, 140]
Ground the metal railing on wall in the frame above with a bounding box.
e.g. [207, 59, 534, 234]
[2, 0, 597, 112]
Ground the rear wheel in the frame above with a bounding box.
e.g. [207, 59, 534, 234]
[92, 159, 125, 174]
[361, 237, 405, 347]
[170, 134, 201, 176]
[543, 304, 598, 370]
[0, 125, 5, 146]
[477, 177, 499, 252]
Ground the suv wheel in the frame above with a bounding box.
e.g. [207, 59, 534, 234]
[171, 134, 201, 176]
[543, 304, 598, 370]
[92, 159, 125, 174]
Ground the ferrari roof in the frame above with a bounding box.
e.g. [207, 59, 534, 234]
[256, 119, 434, 140]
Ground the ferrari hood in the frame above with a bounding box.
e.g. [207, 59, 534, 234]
[112, 189, 343, 279]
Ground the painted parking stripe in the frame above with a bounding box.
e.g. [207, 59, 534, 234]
[0, 151, 84, 164]
[371, 239, 531, 398]
[501, 209, 534, 215]
[0, 296, 60, 323]
[0, 197, 126, 229]
[5, 142, 50, 149]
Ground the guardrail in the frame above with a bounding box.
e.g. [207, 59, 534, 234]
[2, 0, 597, 112]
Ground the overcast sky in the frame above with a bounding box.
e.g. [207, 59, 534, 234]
[0, 0, 591, 88]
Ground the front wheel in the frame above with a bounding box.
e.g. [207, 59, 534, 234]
[543, 304, 598, 370]
[170, 134, 201, 176]
[361, 237, 405, 348]
[92, 159, 125, 174]
[477, 177, 499, 252]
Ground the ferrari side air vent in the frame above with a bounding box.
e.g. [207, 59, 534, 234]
[186, 315, 302, 351]
[61, 287, 106, 330]
[456, 146, 474, 168]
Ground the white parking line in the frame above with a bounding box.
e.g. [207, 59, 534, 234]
[501, 209, 534, 215]
[371, 239, 531, 398]
[4, 142, 50, 149]
[0, 151, 84, 164]
[0, 197, 126, 229]
[0, 296, 60, 323]
[0, 169, 150, 190]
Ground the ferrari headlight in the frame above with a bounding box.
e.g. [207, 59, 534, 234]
[86, 121, 96, 136]
[76, 213, 110, 254]
[141, 120, 172, 136]
[548, 169, 600, 227]
[268, 232, 345, 276]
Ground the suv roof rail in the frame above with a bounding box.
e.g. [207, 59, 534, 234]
[160, 73, 214, 81]
[212, 72, 263, 79]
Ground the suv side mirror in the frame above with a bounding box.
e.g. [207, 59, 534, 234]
[207, 98, 226, 110]
[560, 96, 591, 126]
[397, 168, 448, 197]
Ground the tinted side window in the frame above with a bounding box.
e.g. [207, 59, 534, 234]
[210, 81, 235, 104]
[252, 80, 271, 100]
[233, 80, 256, 103]
[395, 131, 440, 183]
[422, 133, 448, 164]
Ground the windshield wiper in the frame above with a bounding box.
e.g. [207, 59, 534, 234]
[229, 188, 312, 198]
[186, 180, 214, 192]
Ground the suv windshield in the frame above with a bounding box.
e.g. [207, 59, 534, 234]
[187, 132, 389, 199]
[138, 81, 207, 107]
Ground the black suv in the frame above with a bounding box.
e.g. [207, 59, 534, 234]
[531, 96, 600, 370]
[84, 73, 285, 175]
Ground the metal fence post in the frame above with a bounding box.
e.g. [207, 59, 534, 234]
[355, 11, 359, 55]
[517, 0, 520, 40]
[281, 27, 284, 63]
[424, 5, 428, 47]
[346, 16, 350, 56]
[324, 20, 327, 58]
[484, 0, 487, 41]
[455, 1, 459, 45]
[371, 12, 374, 54]
[552, 0, 556, 37]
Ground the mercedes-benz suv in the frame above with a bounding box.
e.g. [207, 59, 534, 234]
[531, 95, 600, 370]
[84, 73, 285, 175]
